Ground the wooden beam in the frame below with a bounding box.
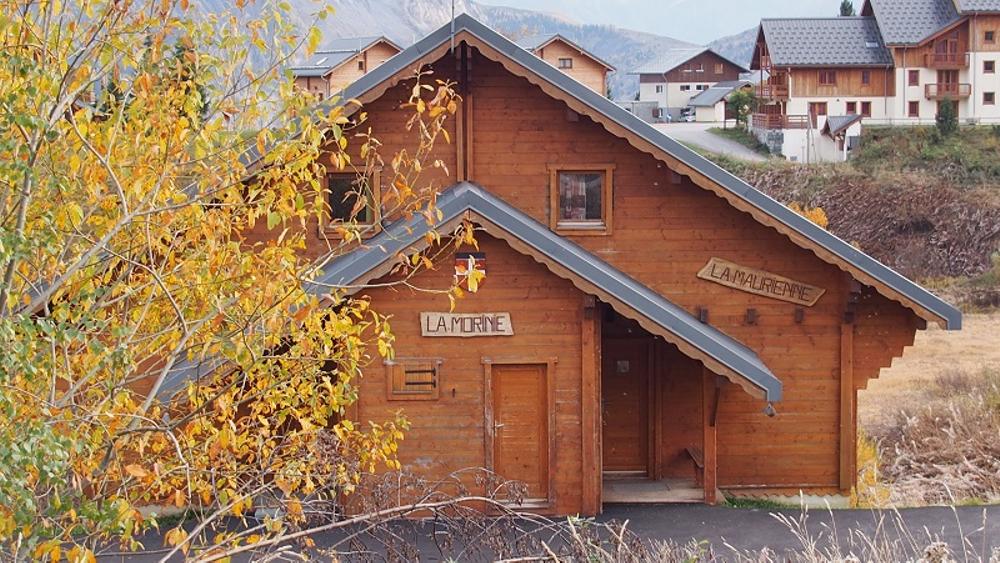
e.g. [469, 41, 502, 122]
[839, 321, 856, 492]
[702, 368, 719, 505]
[580, 296, 601, 515]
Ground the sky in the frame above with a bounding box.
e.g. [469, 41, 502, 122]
[478, 0, 848, 44]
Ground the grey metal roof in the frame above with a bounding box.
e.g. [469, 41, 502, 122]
[631, 47, 749, 75]
[289, 36, 401, 78]
[688, 80, 750, 107]
[864, 0, 960, 44]
[267, 13, 961, 333]
[954, 0, 1000, 11]
[759, 17, 894, 67]
[822, 114, 864, 137]
[514, 33, 616, 70]
[309, 182, 783, 402]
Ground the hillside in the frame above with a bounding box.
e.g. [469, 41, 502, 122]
[707, 26, 757, 68]
[701, 127, 1000, 308]
[191, 0, 698, 99]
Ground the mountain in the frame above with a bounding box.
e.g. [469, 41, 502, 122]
[707, 26, 758, 69]
[193, 0, 699, 100]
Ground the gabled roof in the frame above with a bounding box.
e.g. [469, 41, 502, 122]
[290, 13, 959, 331]
[630, 47, 749, 75]
[309, 182, 783, 402]
[515, 33, 616, 71]
[954, 0, 1000, 12]
[757, 17, 894, 67]
[688, 80, 751, 107]
[822, 114, 864, 138]
[289, 36, 402, 78]
[862, 0, 960, 45]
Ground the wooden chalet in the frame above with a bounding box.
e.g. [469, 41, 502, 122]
[515, 33, 615, 94]
[290, 36, 402, 100]
[173, 14, 961, 513]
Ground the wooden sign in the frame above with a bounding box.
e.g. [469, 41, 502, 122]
[697, 257, 825, 306]
[421, 312, 514, 337]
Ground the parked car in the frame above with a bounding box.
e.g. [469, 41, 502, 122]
[680, 106, 695, 122]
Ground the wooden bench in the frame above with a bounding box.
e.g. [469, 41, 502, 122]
[686, 446, 705, 486]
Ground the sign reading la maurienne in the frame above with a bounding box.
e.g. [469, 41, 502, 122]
[421, 312, 514, 337]
[697, 257, 825, 306]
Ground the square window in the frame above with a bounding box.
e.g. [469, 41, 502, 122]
[549, 166, 614, 234]
[846, 101, 857, 114]
[714, 63, 724, 74]
[986, 60, 996, 74]
[386, 358, 441, 401]
[986, 92, 996, 105]
[861, 101, 872, 117]
[908, 100, 920, 117]
[908, 70, 919, 86]
[819, 70, 837, 86]
[655, 84, 664, 93]
[986, 30, 996, 43]
[325, 172, 380, 229]
[861, 70, 871, 85]
[558, 57, 573, 69]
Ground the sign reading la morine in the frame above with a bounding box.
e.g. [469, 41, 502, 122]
[697, 257, 825, 307]
[421, 312, 514, 337]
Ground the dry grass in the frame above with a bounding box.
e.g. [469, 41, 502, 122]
[859, 312, 1000, 506]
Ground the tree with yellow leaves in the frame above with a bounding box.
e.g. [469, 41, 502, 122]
[0, 0, 462, 559]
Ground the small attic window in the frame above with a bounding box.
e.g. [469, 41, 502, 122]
[558, 57, 573, 69]
[865, 41, 880, 48]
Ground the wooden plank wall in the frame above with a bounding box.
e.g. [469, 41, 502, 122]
[790, 67, 896, 98]
[970, 15, 1000, 52]
[355, 235, 587, 515]
[535, 39, 608, 93]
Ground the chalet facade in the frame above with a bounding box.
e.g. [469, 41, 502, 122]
[752, 0, 1000, 161]
[633, 48, 749, 119]
[195, 15, 960, 513]
[516, 34, 615, 94]
[290, 36, 402, 99]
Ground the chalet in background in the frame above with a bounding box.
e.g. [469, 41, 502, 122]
[752, 0, 1000, 161]
[631, 47, 749, 121]
[231, 14, 962, 513]
[290, 36, 402, 99]
[515, 33, 616, 94]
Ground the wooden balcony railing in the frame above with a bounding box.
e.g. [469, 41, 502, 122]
[756, 83, 789, 100]
[925, 82, 971, 99]
[751, 113, 809, 130]
[923, 52, 969, 68]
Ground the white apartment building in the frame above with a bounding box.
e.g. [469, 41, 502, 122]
[632, 47, 749, 119]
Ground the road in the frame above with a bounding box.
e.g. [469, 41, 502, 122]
[653, 121, 768, 162]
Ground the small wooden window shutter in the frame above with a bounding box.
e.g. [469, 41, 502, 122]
[386, 359, 442, 401]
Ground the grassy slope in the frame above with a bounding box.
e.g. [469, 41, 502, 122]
[707, 127, 771, 156]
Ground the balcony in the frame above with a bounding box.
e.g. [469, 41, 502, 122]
[925, 82, 971, 99]
[923, 52, 970, 68]
[751, 113, 809, 130]
[756, 83, 789, 101]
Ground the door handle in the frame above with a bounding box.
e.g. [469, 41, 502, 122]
[494, 422, 505, 430]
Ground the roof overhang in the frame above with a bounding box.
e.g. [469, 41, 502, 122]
[308, 182, 783, 402]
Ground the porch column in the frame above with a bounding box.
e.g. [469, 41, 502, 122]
[702, 368, 719, 505]
[581, 296, 602, 515]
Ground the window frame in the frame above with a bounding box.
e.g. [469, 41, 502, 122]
[819, 70, 837, 86]
[321, 169, 382, 238]
[846, 101, 857, 114]
[357, 59, 366, 72]
[385, 358, 443, 401]
[548, 164, 615, 236]
[908, 69, 920, 86]
[861, 70, 871, 86]
[714, 63, 724, 74]
[860, 101, 872, 117]
[985, 92, 996, 106]
[985, 60, 996, 74]
[558, 57, 574, 69]
[908, 100, 920, 117]
[655, 84, 664, 93]
[985, 30, 996, 44]
[680, 84, 691, 91]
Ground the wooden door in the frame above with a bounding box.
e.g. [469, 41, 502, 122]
[491, 364, 550, 501]
[808, 102, 827, 128]
[601, 340, 650, 473]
